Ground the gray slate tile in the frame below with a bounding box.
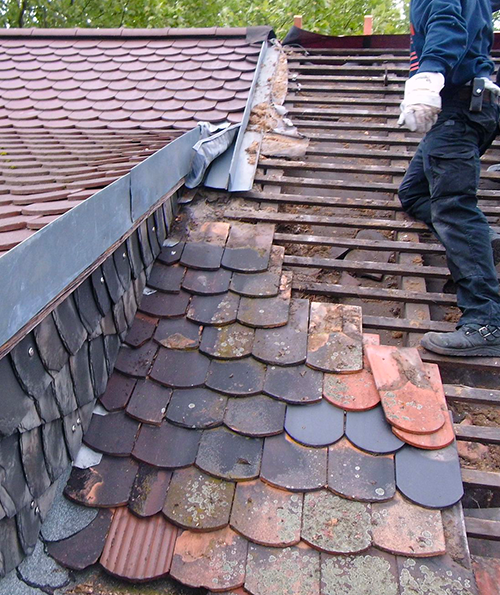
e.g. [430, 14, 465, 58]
[345, 406, 405, 455]
[285, 399, 344, 447]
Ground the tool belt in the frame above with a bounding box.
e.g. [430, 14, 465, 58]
[450, 78, 500, 112]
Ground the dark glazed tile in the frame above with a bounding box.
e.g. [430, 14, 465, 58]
[230, 245, 284, 297]
[237, 271, 292, 328]
[150, 348, 210, 388]
[230, 480, 302, 547]
[53, 363, 78, 415]
[397, 555, 477, 594]
[10, 333, 52, 396]
[170, 527, 247, 591]
[253, 298, 309, 366]
[46, 509, 113, 570]
[187, 292, 240, 326]
[163, 467, 235, 530]
[148, 263, 185, 293]
[126, 231, 144, 280]
[200, 323, 254, 359]
[221, 222, 274, 272]
[74, 278, 101, 333]
[321, 549, 399, 595]
[33, 313, 69, 373]
[62, 409, 84, 460]
[84, 411, 140, 456]
[196, 426, 263, 480]
[99, 371, 136, 411]
[52, 294, 87, 355]
[139, 289, 191, 318]
[154, 317, 201, 350]
[89, 335, 108, 396]
[129, 464, 172, 517]
[307, 303, 363, 373]
[395, 444, 464, 508]
[0, 355, 33, 437]
[91, 268, 112, 316]
[126, 379, 171, 425]
[114, 340, 158, 378]
[42, 420, 70, 482]
[345, 406, 404, 455]
[206, 358, 266, 395]
[372, 492, 445, 556]
[0, 517, 25, 578]
[261, 433, 327, 492]
[285, 399, 344, 448]
[263, 364, 323, 404]
[180, 222, 230, 270]
[113, 244, 132, 291]
[20, 427, 51, 498]
[124, 313, 157, 348]
[245, 542, 320, 595]
[158, 242, 184, 266]
[16, 503, 40, 556]
[182, 267, 232, 295]
[327, 438, 395, 502]
[224, 395, 286, 437]
[102, 257, 124, 304]
[302, 490, 371, 554]
[167, 388, 227, 429]
[132, 420, 201, 468]
[64, 456, 139, 507]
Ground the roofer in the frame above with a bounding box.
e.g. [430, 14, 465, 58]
[397, 0, 500, 356]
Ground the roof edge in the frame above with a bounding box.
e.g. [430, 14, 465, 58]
[0, 26, 250, 38]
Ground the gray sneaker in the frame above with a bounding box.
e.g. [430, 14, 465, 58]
[421, 324, 500, 357]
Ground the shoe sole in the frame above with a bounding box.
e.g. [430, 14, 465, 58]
[421, 337, 500, 357]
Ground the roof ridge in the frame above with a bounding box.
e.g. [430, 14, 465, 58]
[0, 26, 250, 38]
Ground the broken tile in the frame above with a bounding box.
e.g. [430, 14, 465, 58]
[345, 406, 405, 455]
[124, 313, 157, 348]
[139, 289, 191, 318]
[163, 467, 235, 530]
[302, 490, 371, 554]
[237, 271, 292, 328]
[46, 509, 113, 571]
[180, 222, 230, 270]
[150, 348, 210, 388]
[395, 444, 464, 508]
[224, 395, 286, 437]
[398, 555, 477, 594]
[166, 388, 227, 429]
[230, 245, 284, 297]
[372, 491, 445, 557]
[206, 358, 266, 395]
[187, 292, 240, 326]
[99, 371, 136, 411]
[285, 399, 344, 447]
[344, 230, 391, 281]
[154, 317, 202, 349]
[263, 364, 323, 404]
[158, 242, 184, 266]
[17, 502, 41, 556]
[200, 323, 254, 359]
[182, 267, 232, 295]
[252, 298, 309, 366]
[221, 222, 274, 272]
[170, 526, 247, 591]
[196, 426, 263, 480]
[321, 549, 399, 595]
[20, 427, 51, 498]
[148, 262, 185, 293]
[64, 456, 139, 507]
[327, 438, 395, 502]
[129, 464, 172, 517]
[83, 410, 140, 456]
[114, 340, 158, 378]
[101, 507, 178, 580]
[126, 379, 171, 425]
[230, 480, 302, 547]
[261, 433, 327, 492]
[245, 542, 320, 595]
[365, 345, 445, 435]
[132, 421, 201, 468]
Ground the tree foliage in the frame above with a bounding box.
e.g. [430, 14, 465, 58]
[0, 0, 409, 36]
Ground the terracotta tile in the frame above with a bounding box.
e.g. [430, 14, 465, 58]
[206, 358, 266, 396]
[180, 221, 230, 270]
[395, 443, 464, 508]
[302, 490, 371, 554]
[153, 317, 201, 350]
[237, 271, 292, 329]
[245, 542, 320, 595]
[285, 399, 344, 448]
[321, 549, 399, 595]
[124, 313, 157, 348]
[170, 527, 247, 591]
[224, 394, 286, 437]
[328, 438, 395, 502]
[365, 345, 445, 435]
[64, 456, 139, 507]
[129, 464, 172, 517]
[261, 433, 327, 491]
[182, 267, 232, 295]
[345, 406, 405, 455]
[147, 262, 185, 293]
[132, 420, 201, 468]
[473, 556, 500, 595]
[264, 364, 323, 404]
[150, 347, 210, 388]
[200, 323, 254, 359]
[114, 340, 158, 378]
[83, 411, 140, 456]
[187, 292, 240, 326]
[196, 426, 263, 480]
[222, 223, 274, 273]
[163, 467, 235, 530]
[166, 388, 227, 429]
[307, 303, 363, 373]
[125, 379, 171, 425]
[139, 289, 191, 318]
[398, 555, 477, 594]
[101, 507, 178, 581]
[231, 480, 302, 547]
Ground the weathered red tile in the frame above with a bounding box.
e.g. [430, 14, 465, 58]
[125, 379, 171, 425]
[83, 411, 140, 456]
[139, 289, 191, 318]
[187, 292, 241, 326]
[398, 555, 477, 594]
[154, 317, 202, 350]
[180, 222, 230, 270]
[150, 347, 210, 388]
[200, 323, 254, 359]
[230, 245, 284, 297]
[206, 358, 266, 396]
[237, 271, 292, 329]
[224, 394, 285, 437]
[163, 467, 235, 531]
[182, 266, 232, 295]
[285, 399, 344, 447]
[166, 387, 227, 429]
[473, 556, 500, 595]
[129, 464, 172, 517]
[222, 222, 274, 273]
[114, 340, 158, 378]
[263, 364, 323, 404]
[124, 313, 157, 348]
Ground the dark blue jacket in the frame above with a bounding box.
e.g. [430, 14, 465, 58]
[410, 0, 497, 87]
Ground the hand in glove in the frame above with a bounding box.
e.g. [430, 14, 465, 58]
[398, 72, 445, 133]
[481, 77, 500, 95]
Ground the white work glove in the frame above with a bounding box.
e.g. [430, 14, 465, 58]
[398, 72, 445, 133]
[481, 77, 500, 95]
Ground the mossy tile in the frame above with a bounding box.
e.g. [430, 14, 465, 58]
[200, 323, 254, 359]
[129, 464, 172, 518]
[397, 555, 477, 595]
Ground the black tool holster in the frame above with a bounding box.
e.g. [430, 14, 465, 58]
[470, 77, 485, 112]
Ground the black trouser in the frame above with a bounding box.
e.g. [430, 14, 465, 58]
[398, 97, 500, 327]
